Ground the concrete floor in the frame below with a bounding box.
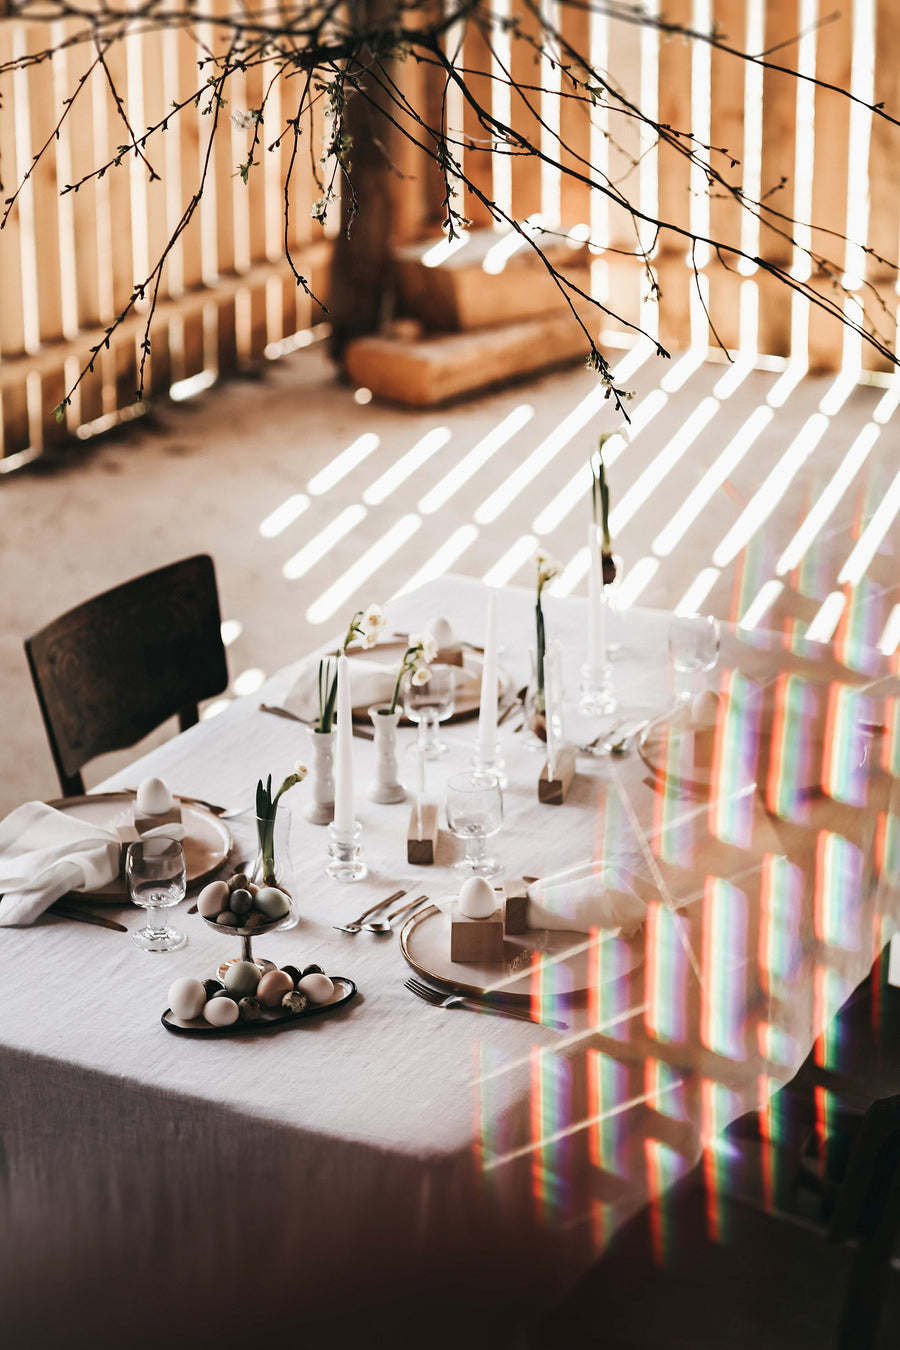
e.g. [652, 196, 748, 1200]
[2, 333, 898, 816]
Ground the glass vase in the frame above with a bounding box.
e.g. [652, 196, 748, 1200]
[250, 808, 298, 929]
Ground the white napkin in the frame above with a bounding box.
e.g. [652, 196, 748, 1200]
[284, 655, 397, 722]
[526, 862, 646, 937]
[0, 802, 123, 926]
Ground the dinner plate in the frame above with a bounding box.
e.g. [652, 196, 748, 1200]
[161, 975, 357, 1037]
[399, 904, 644, 1003]
[48, 792, 232, 903]
[348, 641, 508, 724]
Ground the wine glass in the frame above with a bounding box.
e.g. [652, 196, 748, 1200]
[125, 836, 188, 952]
[402, 662, 456, 758]
[668, 614, 721, 703]
[445, 770, 503, 877]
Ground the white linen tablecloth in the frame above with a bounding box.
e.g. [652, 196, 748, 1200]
[2, 576, 898, 1349]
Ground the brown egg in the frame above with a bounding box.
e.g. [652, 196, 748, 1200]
[256, 968, 295, 1008]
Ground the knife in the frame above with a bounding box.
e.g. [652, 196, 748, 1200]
[51, 900, 128, 932]
[259, 703, 374, 740]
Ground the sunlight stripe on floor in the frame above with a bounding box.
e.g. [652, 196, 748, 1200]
[363, 427, 451, 505]
[306, 514, 422, 623]
[259, 493, 310, 538]
[615, 557, 659, 608]
[282, 504, 367, 580]
[474, 386, 609, 524]
[879, 604, 900, 655]
[738, 580, 784, 631]
[418, 406, 533, 514]
[307, 433, 380, 496]
[676, 568, 721, 615]
[837, 465, 900, 586]
[609, 397, 720, 538]
[804, 592, 847, 644]
[713, 413, 829, 568]
[532, 432, 627, 534]
[652, 406, 773, 557]
[392, 525, 480, 598]
[548, 546, 588, 597]
[482, 534, 539, 587]
[775, 422, 880, 576]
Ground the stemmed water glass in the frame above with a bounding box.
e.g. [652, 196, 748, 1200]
[125, 836, 188, 951]
[668, 614, 721, 703]
[402, 662, 456, 758]
[445, 770, 503, 877]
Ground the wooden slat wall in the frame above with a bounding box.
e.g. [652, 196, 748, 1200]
[451, 0, 900, 374]
[4, 2, 900, 463]
[0, 0, 332, 464]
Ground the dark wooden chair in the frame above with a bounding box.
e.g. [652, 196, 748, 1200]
[25, 554, 229, 796]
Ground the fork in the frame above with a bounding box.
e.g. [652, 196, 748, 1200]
[404, 977, 567, 1030]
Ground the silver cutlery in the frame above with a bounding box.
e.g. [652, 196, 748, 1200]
[361, 893, 429, 934]
[259, 703, 375, 740]
[404, 976, 568, 1029]
[333, 889, 407, 934]
[50, 900, 128, 932]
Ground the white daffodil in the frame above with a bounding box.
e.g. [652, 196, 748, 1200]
[360, 604, 386, 648]
[420, 634, 439, 664]
[411, 664, 432, 686]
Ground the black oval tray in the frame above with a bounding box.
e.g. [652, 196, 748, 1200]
[161, 975, 357, 1037]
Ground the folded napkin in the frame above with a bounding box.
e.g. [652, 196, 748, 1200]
[284, 655, 398, 722]
[525, 863, 646, 937]
[0, 802, 123, 926]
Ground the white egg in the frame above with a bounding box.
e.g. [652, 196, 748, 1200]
[203, 997, 239, 1027]
[458, 875, 497, 919]
[425, 616, 456, 649]
[168, 977, 207, 1021]
[197, 880, 229, 919]
[136, 776, 174, 816]
[297, 972, 334, 1004]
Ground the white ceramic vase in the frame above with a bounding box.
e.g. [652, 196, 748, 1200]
[306, 726, 336, 825]
[367, 704, 406, 803]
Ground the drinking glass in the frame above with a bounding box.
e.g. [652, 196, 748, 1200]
[446, 770, 503, 877]
[402, 662, 456, 758]
[668, 614, 721, 702]
[125, 836, 188, 951]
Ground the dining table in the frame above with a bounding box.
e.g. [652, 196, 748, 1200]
[2, 574, 899, 1350]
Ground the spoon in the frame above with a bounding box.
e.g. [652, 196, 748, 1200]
[361, 893, 430, 934]
[333, 889, 406, 934]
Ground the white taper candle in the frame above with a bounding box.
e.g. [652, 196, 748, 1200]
[477, 589, 499, 760]
[333, 652, 355, 836]
[587, 522, 606, 671]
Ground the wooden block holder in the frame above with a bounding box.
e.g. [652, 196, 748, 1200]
[504, 881, 529, 935]
[450, 895, 506, 963]
[538, 746, 577, 805]
[133, 803, 183, 835]
[407, 802, 440, 865]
